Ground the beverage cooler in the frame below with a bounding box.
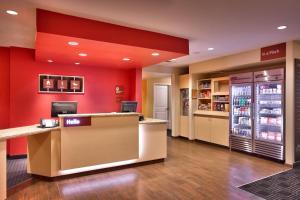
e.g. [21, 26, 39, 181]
[229, 69, 285, 161]
[230, 72, 254, 153]
[254, 69, 284, 160]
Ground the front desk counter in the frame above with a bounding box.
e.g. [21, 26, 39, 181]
[0, 113, 167, 200]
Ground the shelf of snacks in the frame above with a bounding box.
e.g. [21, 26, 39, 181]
[212, 77, 230, 112]
[197, 79, 212, 111]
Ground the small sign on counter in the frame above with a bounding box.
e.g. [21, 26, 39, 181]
[63, 117, 91, 127]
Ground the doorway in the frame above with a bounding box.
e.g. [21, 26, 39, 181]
[153, 84, 171, 129]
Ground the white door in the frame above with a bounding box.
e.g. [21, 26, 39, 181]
[153, 85, 169, 121]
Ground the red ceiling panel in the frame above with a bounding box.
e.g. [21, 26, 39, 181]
[35, 9, 189, 68]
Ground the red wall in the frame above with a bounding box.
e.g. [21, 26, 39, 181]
[7, 47, 142, 156]
[0, 47, 10, 129]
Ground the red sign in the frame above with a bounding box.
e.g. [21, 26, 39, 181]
[261, 43, 286, 61]
[63, 117, 91, 127]
[58, 80, 68, 89]
[71, 80, 80, 90]
[115, 85, 124, 94]
[43, 79, 54, 89]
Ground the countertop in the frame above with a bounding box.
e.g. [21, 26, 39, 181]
[58, 112, 139, 118]
[193, 110, 229, 117]
[0, 118, 167, 141]
[139, 118, 167, 124]
[0, 125, 60, 141]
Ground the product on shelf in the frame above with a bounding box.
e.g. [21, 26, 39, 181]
[213, 103, 229, 112]
[259, 84, 281, 95]
[259, 117, 282, 126]
[233, 128, 251, 137]
[232, 86, 251, 96]
[259, 108, 282, 115]
[259, 100, 281, 105]
[214, 95, 229, 102]
[233, 107, 251, 116]
[199, 81, 211, 89]
[198, 103, 211, 111]
[199, 90, 211, 98]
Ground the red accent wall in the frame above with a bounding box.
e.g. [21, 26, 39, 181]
[0, 47, 10, 129]
[7, 47, 142, 156]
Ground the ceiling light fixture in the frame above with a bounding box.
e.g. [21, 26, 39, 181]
[6, 10, 18, 15]
[208, 47, 214, 51]
[152, 52, 160, 56]
[68, 41, 79, 46]
[277, 25, 287, 30]
[123, 58, 130, 61]
[78, 53, 88, 57]
[170, 58, 177, 61]
[75, 62, 80, 65]
[47, 59, 53, 63]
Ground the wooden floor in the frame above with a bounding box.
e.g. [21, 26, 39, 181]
[8, 137, 289, 200]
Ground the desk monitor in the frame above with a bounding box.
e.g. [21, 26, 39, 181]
[121, 101, 137, 112]
[51, 101, 77, 117]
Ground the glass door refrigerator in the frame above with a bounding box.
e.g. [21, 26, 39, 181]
[254, 68, 284, 161]
[230, 72, 253, 153]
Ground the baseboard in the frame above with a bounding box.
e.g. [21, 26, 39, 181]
[293, 161, 300, 168]
[32, 158, 165, 181]
[7, 154, 27, 160]
[194, 139, 230, 149]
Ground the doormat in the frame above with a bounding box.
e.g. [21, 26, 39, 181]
[7, 158, 31, 188]
[239, 169, 300, 200]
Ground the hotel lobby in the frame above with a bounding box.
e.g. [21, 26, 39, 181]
[1, 0, 300, 199]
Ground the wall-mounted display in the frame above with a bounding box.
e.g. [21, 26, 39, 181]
[39, 74, 84, 94]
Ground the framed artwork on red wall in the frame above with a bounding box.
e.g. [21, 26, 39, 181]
[39, 74, 84, 94]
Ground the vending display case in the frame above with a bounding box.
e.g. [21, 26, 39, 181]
[229, 72, 253, 153]
[254, 68, 284, 160]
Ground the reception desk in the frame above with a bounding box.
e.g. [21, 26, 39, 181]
[0, 113, 167, 200]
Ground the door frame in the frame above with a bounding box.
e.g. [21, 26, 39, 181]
[153, 83, 172, 129]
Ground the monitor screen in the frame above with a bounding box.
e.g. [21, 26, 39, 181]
[120, 101, 137, 112]
[51, 101, 77, 117]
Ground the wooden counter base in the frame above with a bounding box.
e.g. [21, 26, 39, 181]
[0, 115, 167, 200]
[26, 116, 167, 178]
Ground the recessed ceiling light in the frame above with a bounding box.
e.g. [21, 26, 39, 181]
[47, 59, 53, 63]
[277, 25, 287, 30]
[68, 41, 79, 46]
[123, 58, 130, 61]
[208, 47, 214, 51]
[75, 62, 80, 65]
[78, 53, 88, 57]
[6, 10, 18, 15]
[170, 58, 177, 61]
[152, 52, 160, 56]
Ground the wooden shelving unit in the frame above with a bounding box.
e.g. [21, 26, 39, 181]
[211, 77, 230, 112]
[196, 77, 230, 113]
[197, 79, 212, 111]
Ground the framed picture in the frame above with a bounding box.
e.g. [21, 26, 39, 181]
[39, 74, 84, 94]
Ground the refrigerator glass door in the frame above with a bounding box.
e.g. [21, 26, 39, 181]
[231, 84, 252, 138]
[255, 81, 283, 144]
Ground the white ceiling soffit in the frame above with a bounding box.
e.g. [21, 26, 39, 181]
[142, 71, 171, 80]
[1, 0, 300, 68]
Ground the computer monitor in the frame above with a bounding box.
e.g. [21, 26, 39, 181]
[121, 101, 137, 112]
[51, 101, 77, 117]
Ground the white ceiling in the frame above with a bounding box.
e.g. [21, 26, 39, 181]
[1, 0, 300, 68]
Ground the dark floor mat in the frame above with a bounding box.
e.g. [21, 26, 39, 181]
[7, 158, 31, 188]
[239, 169, 300, 200]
